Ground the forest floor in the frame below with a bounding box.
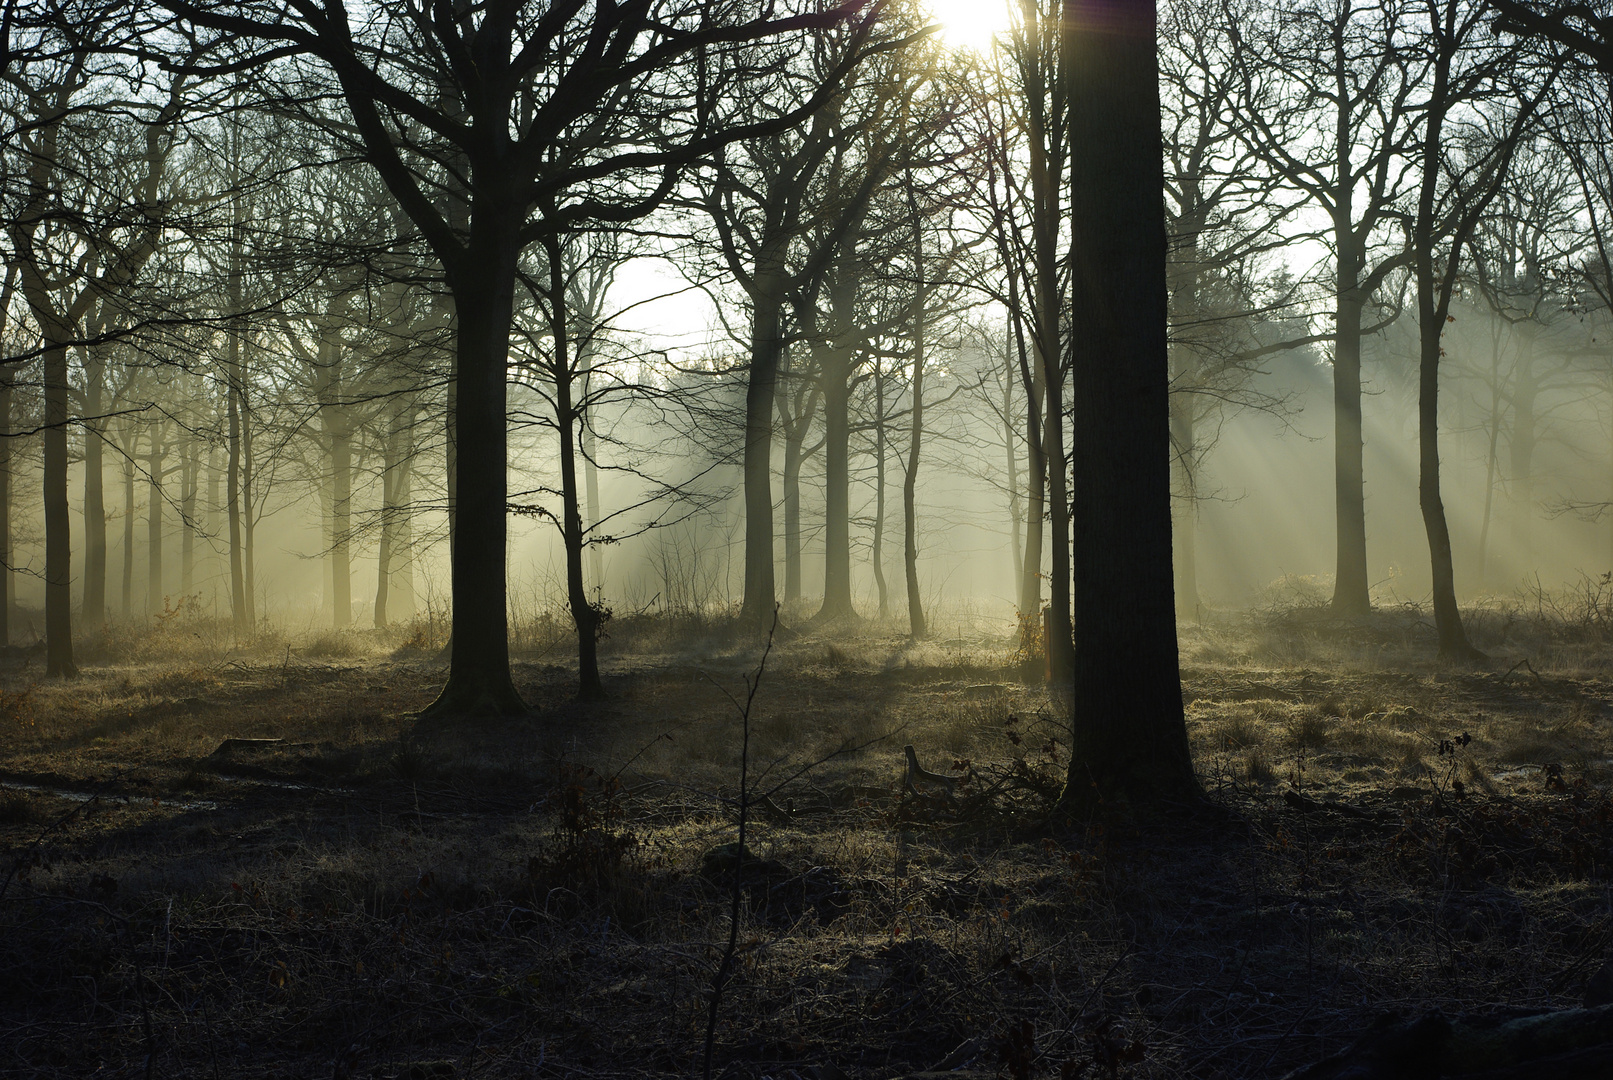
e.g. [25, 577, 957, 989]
[3, 599, 1613, 1078]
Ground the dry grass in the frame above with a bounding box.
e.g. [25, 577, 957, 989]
[3, 605, 1613, 1077]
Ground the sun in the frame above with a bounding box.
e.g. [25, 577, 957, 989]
[923, 0, 1015, 53]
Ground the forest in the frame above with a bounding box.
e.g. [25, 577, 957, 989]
[6, 0, 1613, 1075]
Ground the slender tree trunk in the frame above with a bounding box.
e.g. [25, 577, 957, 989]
[226, 292, 248, 635]
[547, 238, 604, 700]
[121, 443, 134, 619]
[1011, 269, 1046, 619]
[242, 384, 256, 628]
[1003, 340, 1024, 591]
[148, 433, 164, 616]
[782, 415, 805, 604]
[330, 407, 351, 630]
[1477, 332, 1503, 587]
[1419, 310, 1475, 657]
[207, 444, 220, 600]
[42, 337, 76, 675]
[180, 432, 196, 598]
[392, 430, 416, 621]
[816, 346, 855, 620]
[872, 366, 889, 619]
[579, 341, 604, 594]
[82, 348, 107, 625]
[904, 190, 928, 640]
[375, 406, 399, 628]
[1059, 0, 1199, 812]
[1170, 399, 1199, 620]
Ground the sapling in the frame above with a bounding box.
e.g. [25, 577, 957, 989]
[700, 607, 778, 1080]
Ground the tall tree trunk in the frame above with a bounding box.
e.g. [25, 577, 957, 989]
[82, 347, 107, 625]
[392, 428, 416, 621]
[546, 237, 604, 700]
[330, 407, 351, 630]
[579, 338, 604, 594]
[1331, 278, 1371, 615]
[180, 431, 196, 598]
[1170, 399, 1199, 620]
[1010, 269, 1046, 619]
[816, 345, 855, 621]
[1059, 0, 1199, 812]
[1003, 336, 1024, 591]
[904, 188, 928, 641]
[226, 285, 249, 635]
[148, 432, 165, 616]
[121, 442, 135, 619]
[375, 407, 400, 628]
[421, 210, 525, 717]
[42, 336, 76, 675]
[741, 270, 786, 624]
[1419, 315, 1474, 657]
[242, 383, 256, 628]
[782, 413, 806, 604]
[206, 444, 220, 603]
[872, 365, 889, 619]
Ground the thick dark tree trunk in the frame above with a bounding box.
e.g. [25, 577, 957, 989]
[1331, 282, 1371, 615]
[82, 349, 107, 625]
[1058, 0, 1198, 813]
[741, 275, 786, 624]
[42, 338, 76, 676]
[421, 217, 525, 718]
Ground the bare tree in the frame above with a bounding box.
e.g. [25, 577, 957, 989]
[167, 0, 871, 716]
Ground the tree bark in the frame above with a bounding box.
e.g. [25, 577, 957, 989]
[545, 234, 604, 700]
[180, 429, 196, 598]
[420, 210, 525, 717]
[872, 364, 889, 619]
[1331, 281, 1371, 615]
[81, 347, 107, 625]
[1058, 0, 1199, 813]
[147, 431, 164, 616]
[816, 342, 856, 621]
[904, 187, 928, 640]
[42, 336, 77, 676]
[741, 272, 786, 624]
[121, 439, 135, 619]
